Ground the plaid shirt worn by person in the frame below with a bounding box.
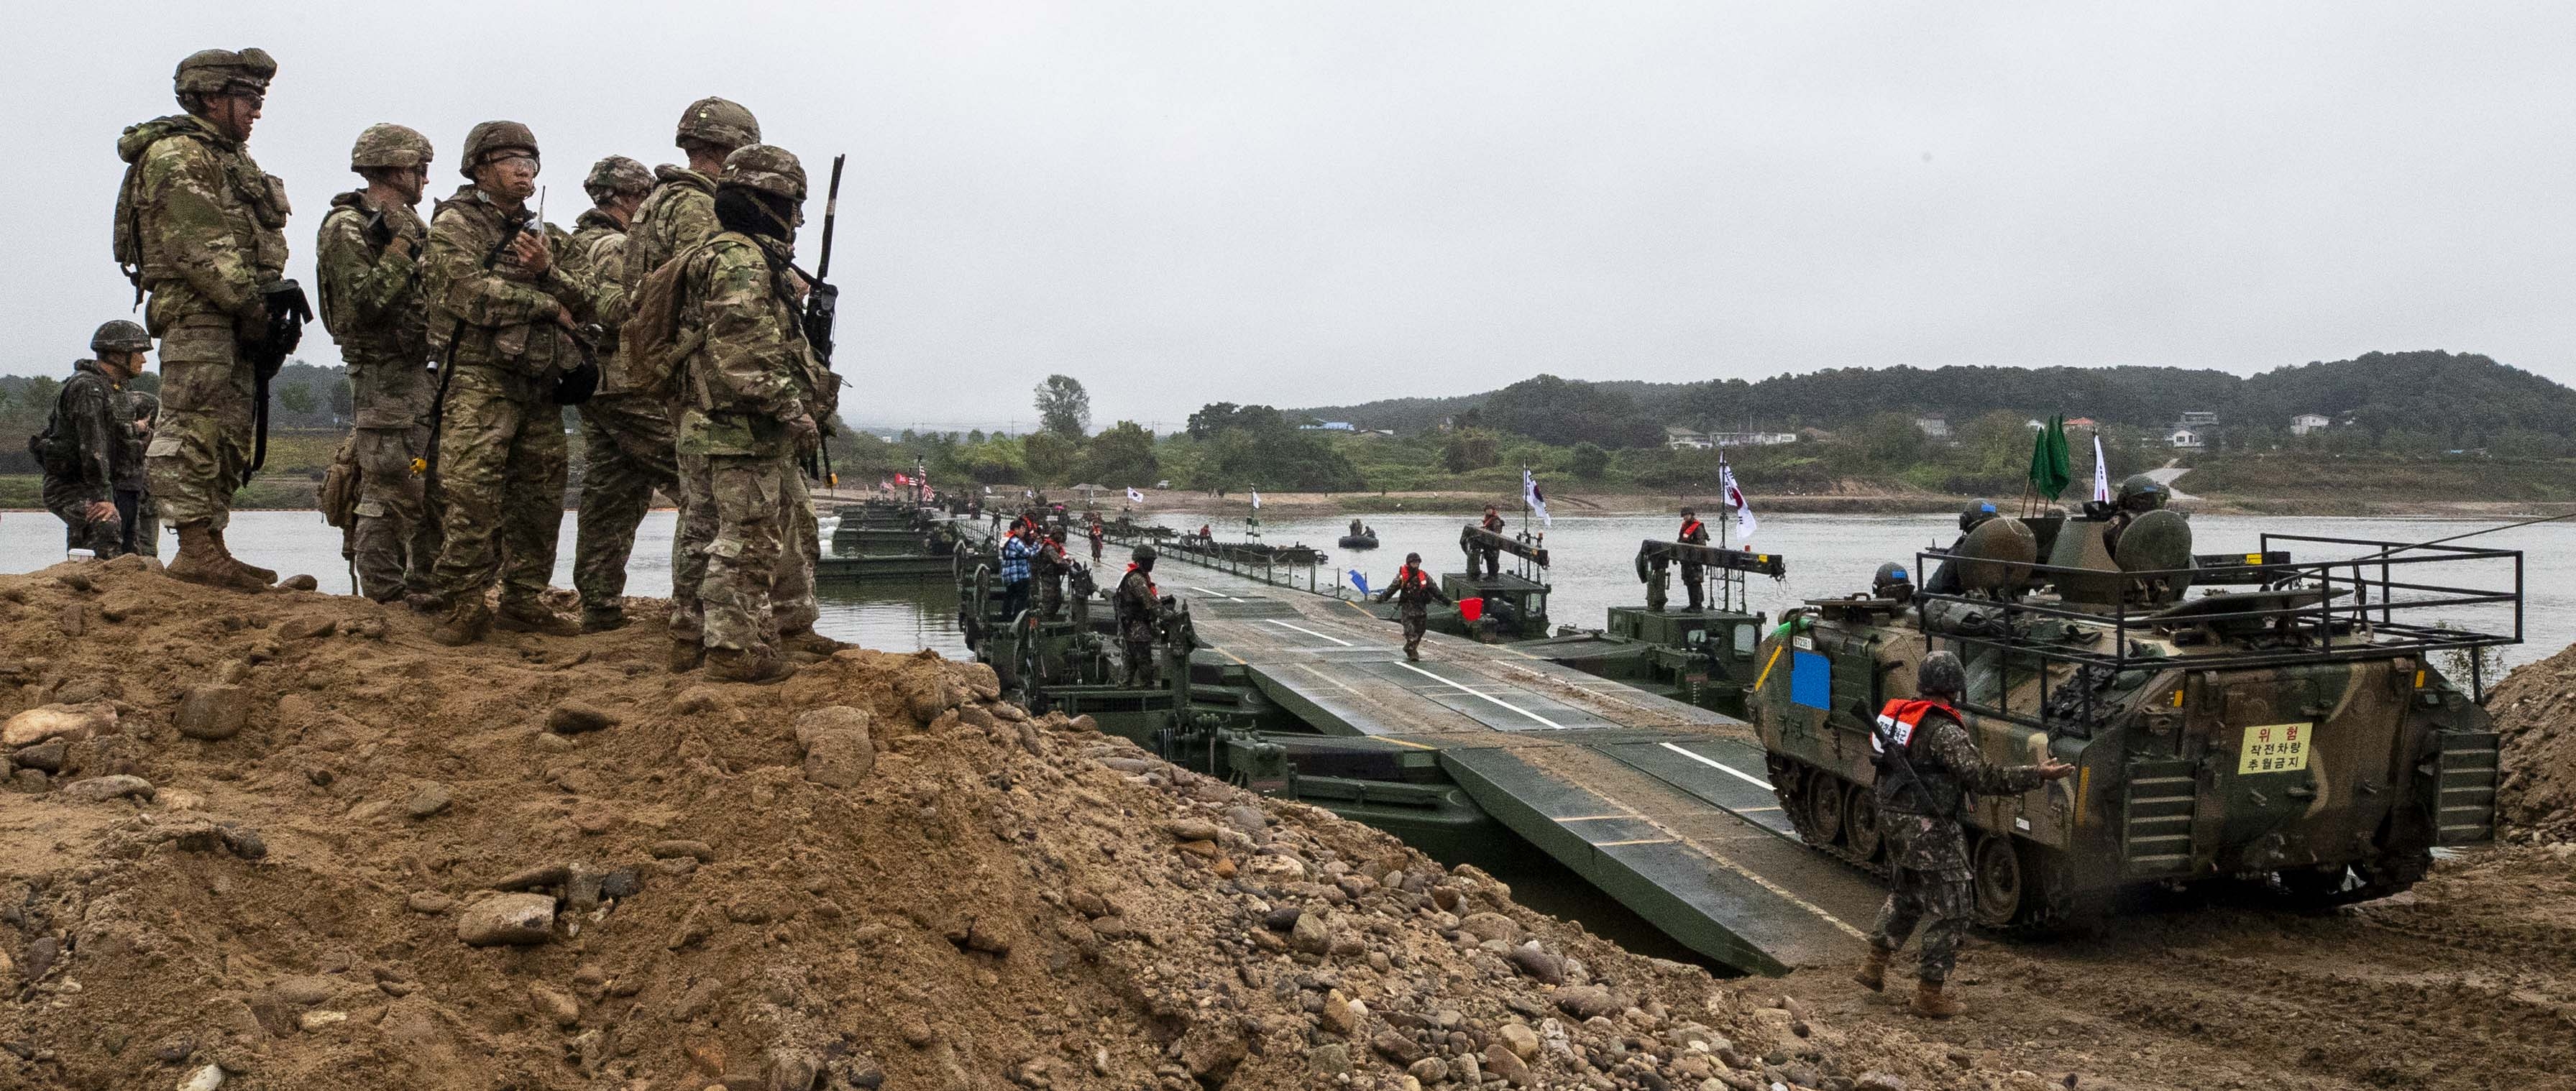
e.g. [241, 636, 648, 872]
[1001, 534, 1034, 584]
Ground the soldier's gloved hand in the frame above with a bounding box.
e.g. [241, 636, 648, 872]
[784, 413, 821, 456]
[234, 297, 272, 344]
[508, 230, 551, 275]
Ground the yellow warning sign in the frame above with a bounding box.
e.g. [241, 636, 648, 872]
[2238, 722, 2312, 775]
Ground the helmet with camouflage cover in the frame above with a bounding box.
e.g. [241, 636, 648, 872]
[459, 121, 538, 179]
[1132, 545, 1157, 565]
[2118, 474, 2167, 512]
[676, 96, 761, 152]
[583, 155, 652, 202]
[719, 144, 807, 201]
[173, 47, 277, 100]
[349, 124, 434, 172]
[1917, 650, 1966, 699]
[1960, 497, 1999, 533]
[90, 320, 151, 356]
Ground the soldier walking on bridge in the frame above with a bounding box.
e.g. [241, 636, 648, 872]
[1853, 650, 2072, 1017]
[1375, 551, 1450, 661]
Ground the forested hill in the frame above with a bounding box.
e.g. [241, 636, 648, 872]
[1292, 351, 2576, 451]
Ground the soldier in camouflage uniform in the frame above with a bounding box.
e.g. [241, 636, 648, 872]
[421, 121, 615, 645]
[121, 390, 162, 557]
[38, 322, 155, 558]
[1853, 650, 2072, 1017]
[563, 155, 675, 632]
[666, 144, 821, 684]
[1114, 546, 1160, 687]
[1374, 551, 1451, 661]
[116, 47, 289, 591]
[623, 97, 764, 668]
[316, 123, 439, 604]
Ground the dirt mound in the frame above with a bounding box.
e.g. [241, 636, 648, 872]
[2490, 641, 2576, 834]
[0, 558, 1979, 1091]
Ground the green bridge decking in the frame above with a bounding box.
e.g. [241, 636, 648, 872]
[1164, 563, 1882, 975]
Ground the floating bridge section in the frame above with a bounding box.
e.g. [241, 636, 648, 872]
[1164, 564, 1881, 975]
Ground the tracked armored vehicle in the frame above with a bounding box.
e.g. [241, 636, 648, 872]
[1751, 504, 2516, 929]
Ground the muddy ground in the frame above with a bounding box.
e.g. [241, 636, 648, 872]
[1766, 640, 2576, 1091]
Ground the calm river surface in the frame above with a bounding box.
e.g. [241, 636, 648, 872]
[3, 509, 2564, 668]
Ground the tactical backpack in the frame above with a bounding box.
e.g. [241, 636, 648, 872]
[614, 243, 705, 402]
[317, 434, 362, 530]
[26, 415, 78, 475]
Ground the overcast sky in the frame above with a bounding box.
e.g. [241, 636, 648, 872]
[7, 1, 2573, 431]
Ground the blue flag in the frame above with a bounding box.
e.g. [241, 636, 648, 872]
[1350, 569, 1371, 596]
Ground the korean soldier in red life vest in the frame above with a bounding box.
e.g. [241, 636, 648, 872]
[1854, 650, 2073, 1018]
[1375, 551, 1452, 661]
[1086, 518, 1104, 563]
[1677, 507, 1710, 610]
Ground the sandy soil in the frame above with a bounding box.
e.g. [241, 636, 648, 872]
[0, 558, 1997, 1091]
[1766, 646, 2576, 1091]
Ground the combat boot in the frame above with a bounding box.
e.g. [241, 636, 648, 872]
[208, 525, 278, 585]
[495, 602, 583, 637]
[167, 523, 267, 592]
[706, 646, 797, 685]
[669, 639, 706, 673]
[430, 599, 492, 647]
[1910, 979, 1964, 1019]
[778, 629, 846, 658]
[1853, 947, 1892, 993]
[403, 591, 449, 614]
[580, 606, 629, 634]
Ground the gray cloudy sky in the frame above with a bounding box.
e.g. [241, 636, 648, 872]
[8, 1, 2574, 431]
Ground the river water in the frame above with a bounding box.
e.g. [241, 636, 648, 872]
[4, 509, 2563, 668]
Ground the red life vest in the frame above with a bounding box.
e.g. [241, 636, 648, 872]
[1124, 562, 1158, 599]
[1872, 697, 1956, 755]
[1396, 565, 1429, 590]
[1679, 519, 1704, 540]
[1482, 513, 1503, 530]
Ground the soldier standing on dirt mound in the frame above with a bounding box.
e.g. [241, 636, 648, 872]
[116, 47, 290, 591]
[422, 121, 613, 645]
[1853, 650, 2073, 1017]
[627, 97, 762, 667]
[316, 123, 439, 607]
[37, 322, 155, 558]
[563, 155, 673, 633]
[668, 144, 819, 684]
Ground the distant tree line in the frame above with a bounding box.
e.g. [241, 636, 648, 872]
[1293, 351, 2576, 455]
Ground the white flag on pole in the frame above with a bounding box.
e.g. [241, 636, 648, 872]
[1721, 463, 1757, 540]
[1250, 489, 1262, 510]
[1522, 467, 1550, 527]
[2092, 433, 2112, 503]
[1126, 487, 1145, 503]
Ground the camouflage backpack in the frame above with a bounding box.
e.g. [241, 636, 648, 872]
[614, 241, 707, 402]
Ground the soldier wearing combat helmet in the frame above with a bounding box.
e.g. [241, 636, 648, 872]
[421, 121, 615, 645]
[37, 322, 157, 558]
[1852, 650, 2073, 1016]
[562, 153, 677, 633]
[664, 144, 821, 683]
[623, 97, 779, 669]
[114, 47, 289, 590]
[317, 122, 440, 607]
[1115, 546, 1163, 686]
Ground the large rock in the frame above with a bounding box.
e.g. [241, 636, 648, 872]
[1482, 1042, 1534, 1087]
[3, 703, 113, 747]
[1291, 909, 1333, 954]
[546, 699, 620, 735]
[456, 893, 556, 946]
[58, 775, 154, 804]
[176, 685, 253, 741]
[1459, 911, 1523, 944]
[794, 706, 876, 788]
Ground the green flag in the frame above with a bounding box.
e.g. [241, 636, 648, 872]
[2027, 415, 2073, 499]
